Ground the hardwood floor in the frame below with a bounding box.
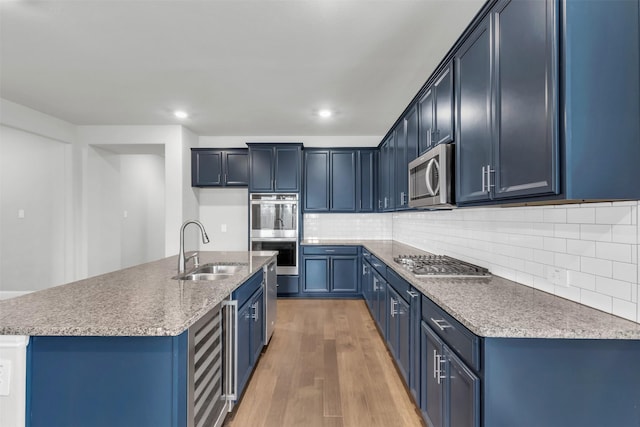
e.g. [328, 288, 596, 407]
[224, 299, 425, 427]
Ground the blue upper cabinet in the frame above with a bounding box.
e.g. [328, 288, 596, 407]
[455, 17, 493, 205]
[191, 148, 248, 187]
[394, 121, 408, 210]
[379, 135, 395, 211]
[303, 148, 375, 213]
[331, 151, 357, 211]
[419, 63, 454, 155]
[304, 150, 330, 211]
[357, 150, 376, 212]
[247, 143, 302, 193]
[492, 0, 558, 200]
[456, 0, 558, 205]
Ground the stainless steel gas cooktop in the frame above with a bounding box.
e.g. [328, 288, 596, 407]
[394, 254, 490, 278]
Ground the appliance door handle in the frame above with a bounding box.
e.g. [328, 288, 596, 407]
[481, 166, 486, 193]
[425, 158, 439, 196]
[222, 299, 238, 401]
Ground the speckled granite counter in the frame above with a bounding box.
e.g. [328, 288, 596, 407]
[301, 239, 640, 340]
[0, 251, 277, 337]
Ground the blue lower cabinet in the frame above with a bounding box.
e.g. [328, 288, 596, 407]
[276, 275, 299, 296]
[301, 246, 360, 297]
[237, 300, 253, 397]
[362, 259, 374, 313]
[27, 334, 188, 427]
[371, 270, 388, 336]
[408, 287, 421, 403]
[387, 285, 411, 384]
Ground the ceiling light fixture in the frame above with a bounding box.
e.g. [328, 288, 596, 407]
[174, 110, 189, 119]
[318, 109, 333, 118]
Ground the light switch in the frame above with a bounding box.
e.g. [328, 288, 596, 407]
[123, 210, 128, 218]
[17, 209, 25, 219]
[221, 224, 227, 233]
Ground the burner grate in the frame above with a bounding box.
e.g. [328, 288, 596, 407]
[393, 254, 490, 278]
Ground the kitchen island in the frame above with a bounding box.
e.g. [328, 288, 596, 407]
[0, 251, 277, 427]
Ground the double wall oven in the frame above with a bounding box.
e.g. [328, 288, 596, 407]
[250, 193, 299, 275]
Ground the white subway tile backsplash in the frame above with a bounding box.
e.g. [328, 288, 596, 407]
[613, 262, 638, 283]
[580, 224, 612, 242]
[554, 253, 581, 271]
[567, 271, 596, 291]
[612, 225, 637, 244]
[580, 256, 613, 277]
[543, 208, 567, 223]
[566, 239, 596, 257]
[595, 276, 633, 300]
[580, 289, 613, 313]
[596, 206, 633, 225]
[555, 285, 581, 302]
[554, 223, 581, 239]
[567, 207, 595, 224]
[595, 242, 633, 263]
[612, 298, 637, 322]
[543, 237, 567, 253]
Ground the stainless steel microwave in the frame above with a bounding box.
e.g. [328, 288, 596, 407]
[408, 143, 455, 209]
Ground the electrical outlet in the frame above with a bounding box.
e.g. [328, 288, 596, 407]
[547, 267, 568, 288]
[0, 359, 11, 396]
[221, 224, 227, 233]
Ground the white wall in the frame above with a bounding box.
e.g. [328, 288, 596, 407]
[86, 147, 165, 277]
[199, 135, 380, 148]
[0, 100, 76, 295]
[392, 202, 640, 324]
[198, 188, 249, 251]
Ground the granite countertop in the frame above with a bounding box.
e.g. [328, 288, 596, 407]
[301, 239, 640, 340]
[0, 251, 277, 337]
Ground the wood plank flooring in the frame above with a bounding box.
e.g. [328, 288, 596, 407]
[224, 299, 425, 427]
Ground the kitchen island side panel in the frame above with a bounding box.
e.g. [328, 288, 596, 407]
[26, 333, 188, 427]
[483, 337, 640, 427]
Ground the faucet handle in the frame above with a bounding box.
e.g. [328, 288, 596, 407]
[186, 252, 200, 268]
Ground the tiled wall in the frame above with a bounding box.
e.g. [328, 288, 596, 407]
[393, 202, 640, 323]
[304, 213, 393, 241]
[304, 202, 640, 323]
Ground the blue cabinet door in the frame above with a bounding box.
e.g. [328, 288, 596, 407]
[403, 104, 419, 208]
[236, 300, 253, 397]
[274, 146, 301, 192]
[386, 285, 400, 357]
[408, 287, 421, 403]
[358, 150, 376, 212]
[455, 16, 493, 204]
[251, 288, 265, 366]
[380, 136, 395, 211]
[331, 256, 359, 293]
[362, 260, 374, 313]
[434, 63, 454, 146]
[397, 295, 411, 384]
[192, 149, 223, 186]
[304, 150, 330, 211]
[447, 348, 480, 427]
[421, 322, 445, 427]
[418, 88, 435, 154]
[224, 150, 249, 186]
[330, 150, 357, 212]
[303, 257, 330, 292]
[492, 0, 558, 200]
[372, 271, 388, 337]
[394, 121, 408, 210]
[249, 146, 274, 192]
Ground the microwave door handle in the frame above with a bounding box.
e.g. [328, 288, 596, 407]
[425, 158, 439, 196]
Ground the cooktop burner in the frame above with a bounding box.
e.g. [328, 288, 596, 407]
[394, 254, 490, 278]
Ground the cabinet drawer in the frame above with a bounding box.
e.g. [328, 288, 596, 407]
[302, 246, 358, 255]
[233, 270, 263, 308]
[422, 295, 480, 371]
[386, 268, 410, 302]
[369, 255, 387, 278]
[277, 275, 299, 295]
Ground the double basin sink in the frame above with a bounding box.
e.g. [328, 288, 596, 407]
[173, 263, 245, 281]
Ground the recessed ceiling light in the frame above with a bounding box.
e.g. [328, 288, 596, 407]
[174, 110, 189, 119]
[318, 109, 333, 118]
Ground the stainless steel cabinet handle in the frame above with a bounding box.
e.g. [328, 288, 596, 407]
[487, 165, 495, 189]
[430, 317, 452, 331]
[433, 349, 438, 379]
[390, 298, 397, 317]
[325, 249, 335, 253]
[218, 174, 221, 183]
[481, 166, 486, 193]
[406, 290, 419, 298]
[436, 353, 447, 385]
[252, 302, 258, 321]
[224, 174, 227, 183]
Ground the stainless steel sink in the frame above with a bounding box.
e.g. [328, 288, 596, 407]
[173, 263, 245, 281]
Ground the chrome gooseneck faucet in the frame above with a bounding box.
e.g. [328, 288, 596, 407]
[178, 220, 210, 274]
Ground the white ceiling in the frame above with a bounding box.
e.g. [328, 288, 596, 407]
[0, 0, 485, 138]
